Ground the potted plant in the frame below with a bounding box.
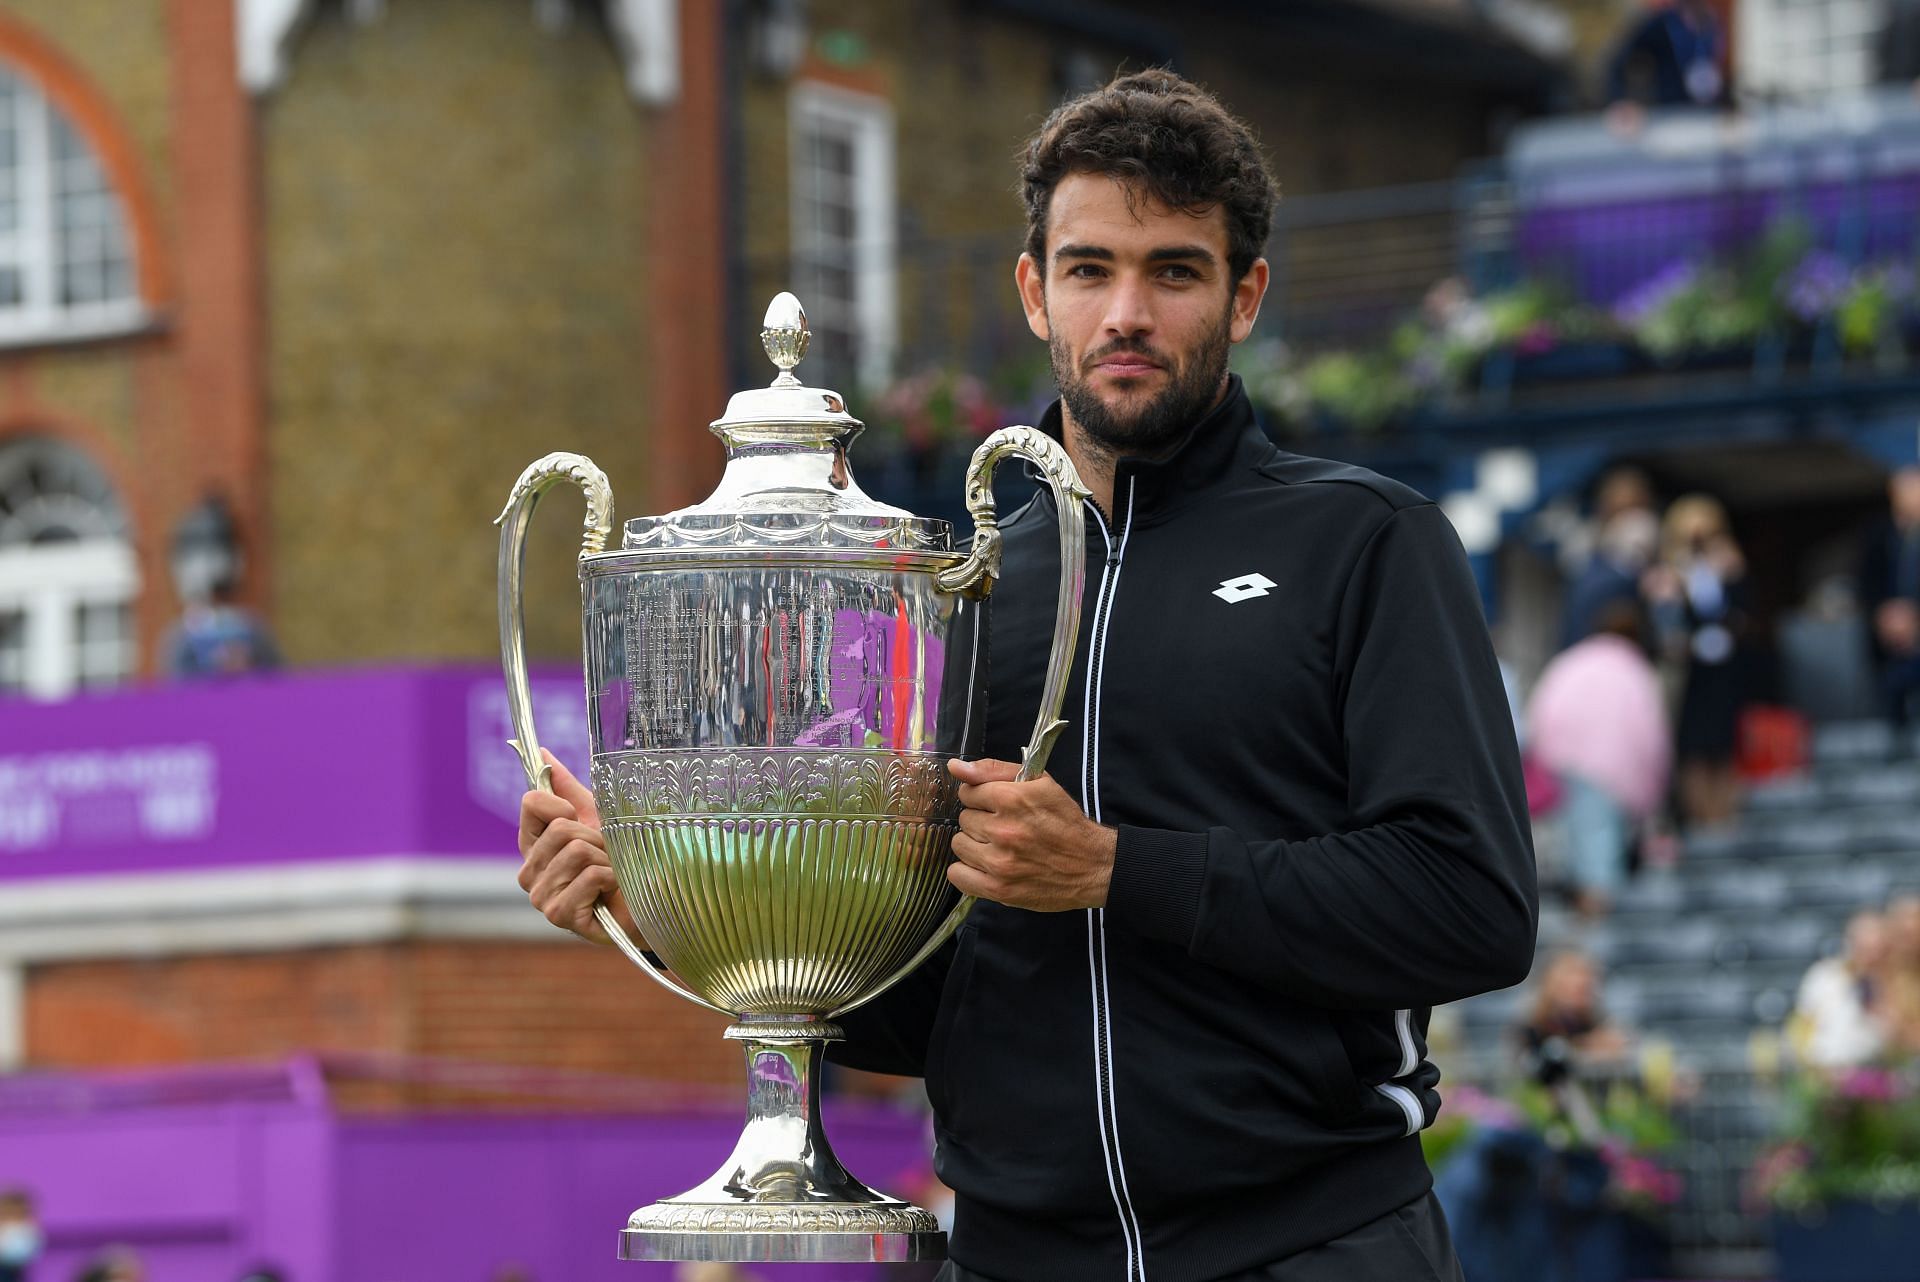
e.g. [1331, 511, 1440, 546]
[1750, 1067, 1920, 1282]
[858, 363, 1040, 522]
[1427, 1071, 1682, 1282]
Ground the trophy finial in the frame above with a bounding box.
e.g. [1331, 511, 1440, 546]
[762, 292, 810, 387]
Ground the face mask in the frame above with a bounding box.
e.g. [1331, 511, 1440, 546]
[0, 1221, 41, 1264]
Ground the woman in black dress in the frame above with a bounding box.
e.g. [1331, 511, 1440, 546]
[1645, 494, 1749, 827]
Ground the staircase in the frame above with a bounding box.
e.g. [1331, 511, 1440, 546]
[1444, 721, 1920, 1278]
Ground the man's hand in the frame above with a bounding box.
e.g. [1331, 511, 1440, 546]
[517, 749, 640, 946]
[947, 758, 1116, 911]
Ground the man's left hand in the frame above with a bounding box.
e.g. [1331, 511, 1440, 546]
[946, 758, 1116, 911]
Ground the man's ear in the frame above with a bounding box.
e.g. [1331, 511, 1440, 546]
[1015, 252, 1050, 340]
[1229, 257, 1270, 344]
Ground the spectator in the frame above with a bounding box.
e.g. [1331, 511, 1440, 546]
[0, 1189, 39, 1282]
[1554, 465, 1655, 580]
[1530, 597, 1670, 917]
[1859, 465, 1920, 748]
[1791, 910, 1891, 1070]
[163, 587, 282, 677]
[70, 1249, 141, 1282]
[1880, 894, 1920, 1056]
[1561, 507, 1661, 649]
[162, 494, 280, 679]
[674, 1265, 759, 1282]
[1514, 951, 1634, 1069]
[1646, 494, 1749, 828]
[1604, 0, 1730, 135]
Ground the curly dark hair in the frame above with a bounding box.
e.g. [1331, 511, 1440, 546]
[1020, 69, 1278, 284]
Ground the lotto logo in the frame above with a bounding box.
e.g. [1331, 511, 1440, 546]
[1212, 573, 1276, 604]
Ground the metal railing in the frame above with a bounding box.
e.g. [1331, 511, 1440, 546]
[1267, 179, 1472, 351]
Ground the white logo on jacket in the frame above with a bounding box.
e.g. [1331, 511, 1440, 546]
[1212, 572, 1275, 603]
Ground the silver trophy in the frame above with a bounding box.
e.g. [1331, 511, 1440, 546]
[496, 293, 1087, 1263]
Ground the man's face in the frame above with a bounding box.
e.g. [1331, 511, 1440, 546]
[1015, 173, 1266, 457]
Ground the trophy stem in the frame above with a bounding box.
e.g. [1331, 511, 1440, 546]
[618, 1019, 946, 1263]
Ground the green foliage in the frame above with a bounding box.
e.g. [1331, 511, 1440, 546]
[1751, 1069, 1920, 1213]
[1297, 350, 1417, 432]
[1240, 211, 1920, 432]
[1420, 1106, 1476, 1171]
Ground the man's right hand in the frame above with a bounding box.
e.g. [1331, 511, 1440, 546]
[517, 749, 640, 947]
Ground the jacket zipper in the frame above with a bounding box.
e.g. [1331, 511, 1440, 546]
[1082, 480, 1146, 1282]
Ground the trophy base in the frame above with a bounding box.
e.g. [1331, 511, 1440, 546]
[619, 1021, 948, 1263]
[619, 1201, 945, 1262]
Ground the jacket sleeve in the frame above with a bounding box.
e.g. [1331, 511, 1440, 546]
[820, 938, 953, 1077]
[1103, 502, 1538, 1010]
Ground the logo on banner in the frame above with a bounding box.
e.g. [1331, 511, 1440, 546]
[0, 744, 219, 853]
[467, 681, 592, 822]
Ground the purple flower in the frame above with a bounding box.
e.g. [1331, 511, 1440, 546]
[1782, 251, 1852, 322]
[1834, 1066, 1901, 1103]
[1613, 261, 1699, 328]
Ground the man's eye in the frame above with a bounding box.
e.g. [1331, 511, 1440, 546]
[1065, 263, 1105, 279]
[1162, 264, 1198, 281]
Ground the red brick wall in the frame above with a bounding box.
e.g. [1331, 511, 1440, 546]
[24, 941, 741, 1109]
[0, 2, 265, 675]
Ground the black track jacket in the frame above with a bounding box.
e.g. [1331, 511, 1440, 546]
[832, 376, 1538, 1282]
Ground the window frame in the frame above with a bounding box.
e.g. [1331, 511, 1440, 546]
[0, 540, 138, 698]
[0, 437, 138, 700]
[1738, 0, 1882, 102]
[787, 80, 898, 392]
[0, 64, 147, 349]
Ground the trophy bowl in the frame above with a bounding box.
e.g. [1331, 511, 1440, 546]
[495, 293, 1087, 1263]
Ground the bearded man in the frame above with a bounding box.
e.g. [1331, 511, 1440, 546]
[520, 70, 1537, 1282]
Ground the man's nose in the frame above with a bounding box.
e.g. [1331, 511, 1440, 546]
[1100, 274, 1155, 337]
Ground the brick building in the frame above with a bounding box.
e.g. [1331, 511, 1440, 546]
[0, 0, 1562, 1096]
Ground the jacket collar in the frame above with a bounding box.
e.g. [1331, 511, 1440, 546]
[1034, 374, 1267, 528]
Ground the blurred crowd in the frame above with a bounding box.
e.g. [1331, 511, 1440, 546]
[1790, 896, 1920, 1071]
[1517, 464, 1920, 923]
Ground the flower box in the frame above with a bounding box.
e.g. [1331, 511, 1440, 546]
[1773, 1200, 1920, 1282]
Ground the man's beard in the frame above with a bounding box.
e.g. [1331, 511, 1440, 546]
[1049, 304, 1234, 460]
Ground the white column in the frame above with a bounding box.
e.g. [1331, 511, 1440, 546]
[0, 961, 25, 1071]
[608, 0, 680, 105]
[236, 0, 320, 94]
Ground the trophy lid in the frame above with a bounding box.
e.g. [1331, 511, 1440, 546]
[619, 292, 952, 556]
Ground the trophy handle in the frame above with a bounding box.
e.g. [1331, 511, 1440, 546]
[494, 452, 733, 1019]
[831, 426, 1090, 1020]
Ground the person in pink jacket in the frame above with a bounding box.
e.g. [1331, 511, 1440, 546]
[1528, 599, 1672, 918]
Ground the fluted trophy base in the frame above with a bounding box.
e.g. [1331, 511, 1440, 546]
[618, 1019, 947, 1264]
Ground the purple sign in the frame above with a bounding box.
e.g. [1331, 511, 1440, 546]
[0, 667, 591, 881]
[0, 1060, 938, 1282]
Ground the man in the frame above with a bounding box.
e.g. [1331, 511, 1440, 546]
[1860, 465, 1920, 741]
[0, 1188, 38, 1282]
[520, 70, 1536, 1280]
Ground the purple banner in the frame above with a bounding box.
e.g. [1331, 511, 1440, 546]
[0, 1061, 937, 1282]
[0, 667, 591, 881]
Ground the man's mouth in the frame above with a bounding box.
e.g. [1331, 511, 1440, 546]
[1093, 356, 1163, 378]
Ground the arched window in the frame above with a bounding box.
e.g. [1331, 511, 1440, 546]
[0, 61, 144, 344]
[0, 436, 137, 697]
